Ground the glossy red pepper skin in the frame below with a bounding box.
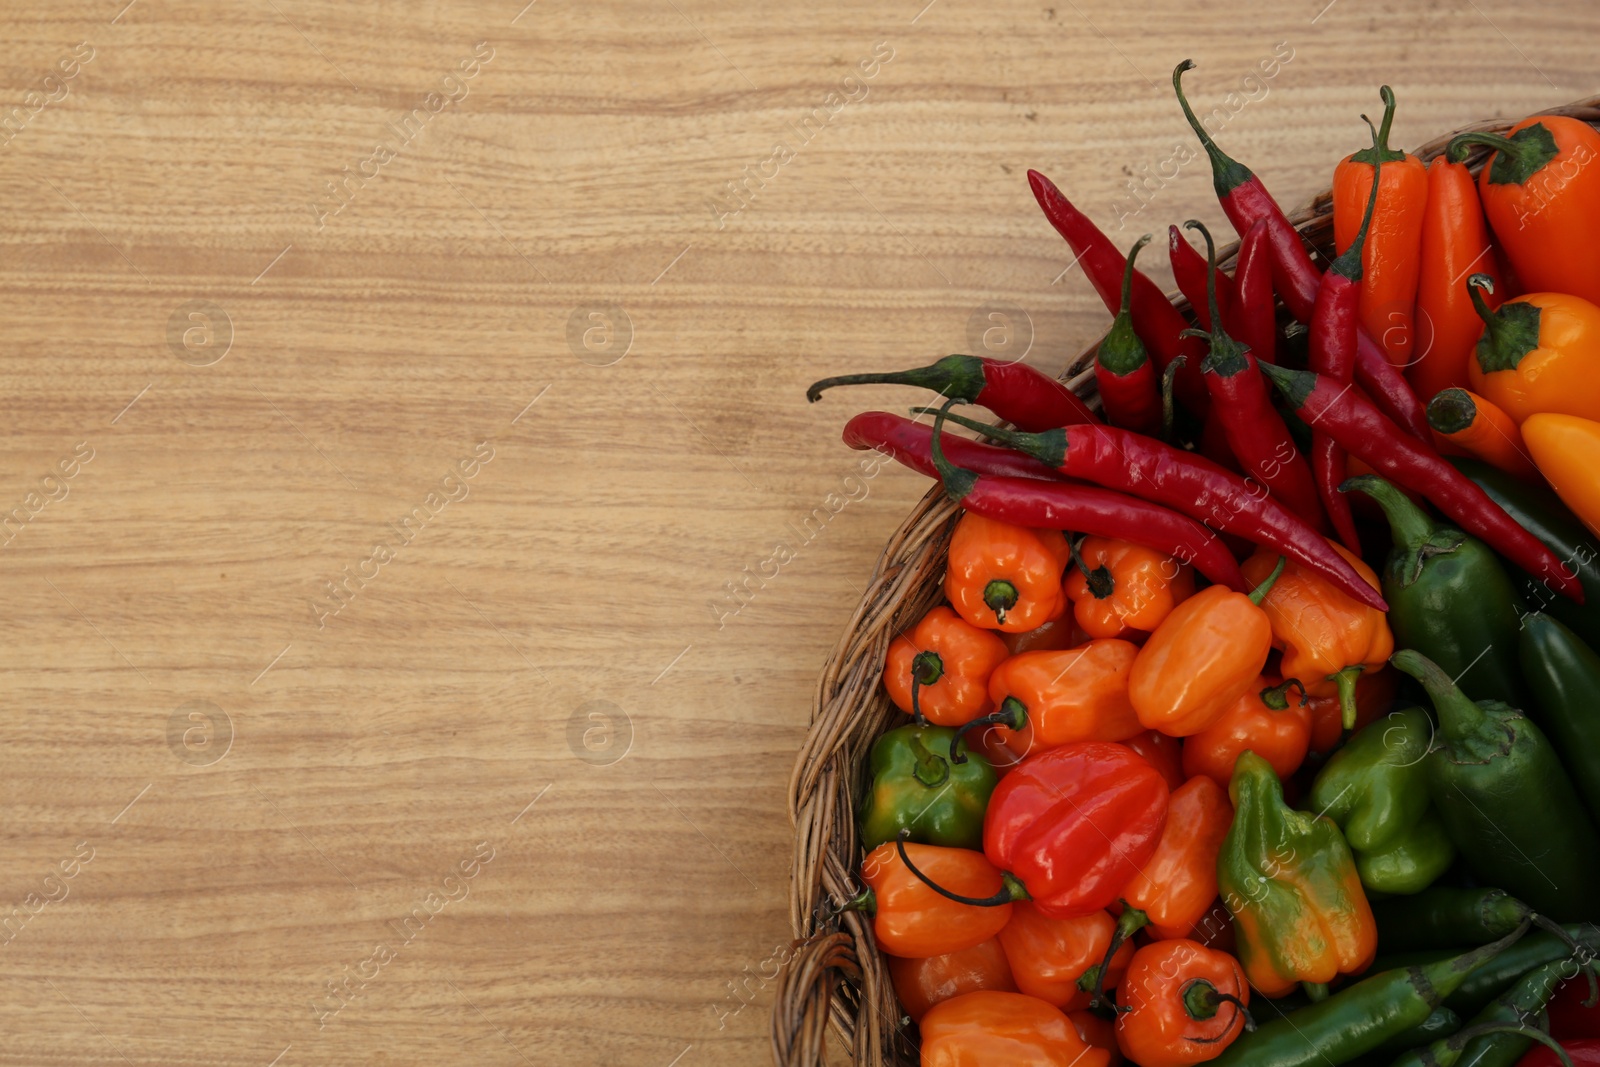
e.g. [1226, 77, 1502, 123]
[1169, 225, 1232, 331]
[809, 354, 1098, 432]
[844, 411, 1063, 482]
[1094, 234, 1163, 437]
[1355, 331, 1432, 440]
[1261, 363, 1584, 602]
[984, 741, 1169, 919]
[1308, 268, 1365, 552]
[1515, 1039, 1600, 1067]
[1028, 169, 1208, 412]
[1124, 730, 1185, 791]
[1225, 218, 1277, 365]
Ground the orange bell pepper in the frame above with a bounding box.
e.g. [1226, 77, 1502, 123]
[1426, 387, 1541, 481]
[997, 904, 1133, 1011]
[883, 605, 1010, 726]
[1121, 775, 1233, 940]
[1334, 87, 1428, 367]
[1070, 1010, 1123, 1067]
[920, 991, 1112, 1067]
[1464, 276, 1600, 425]
[887, 937, 1017, 1024]
[1127, 558, 1283, 736]
[1447, 114, 1600, 307]
[1064, 537, 1195, 639]
[979, 642, 1144, 755]
[1240, 543, 1392, 699]
[1523, 413, 1600, 539]
[1115, 939, 1251, 1067]
[1124, 729, 1185, 791]
[1411, 156, 1504, 403]
[1307, 666, 1396, 756]
[858, 841, 1017, 958]
[1181, 678, 1312, 790]
[945, 512, 1072, 632]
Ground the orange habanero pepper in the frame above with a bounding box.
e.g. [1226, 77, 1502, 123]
[1334, 87, 1428, 367]
[1426, 387, 1541, 482]
[1241, 543, 1392, 701]
[1070, 1010, 1123, 1067]
[998, 904, 1134, 1011]
[1182, 678, 1312, 790]
[1002, 616, 1088, 655]
[945, 512, 1072, 633]
[1115, 939, 1251, 1067]
[1523, 413, 1600, 540]
[1464, 274, 1600, 425]
[1411, 156, 1504, 403]
[1122, 775, 1233, 940]
[921, 991, 1112, 1067]
[1127, 558, 1284, 736]
[883, 605, 1010, 725]
[858, 841, 1018, 958]
[1064, 537, 1195, 639]
[888, 937, 1017, 1024]
[1447, 114, 1600, 307]
[975, 642, 1144, 756]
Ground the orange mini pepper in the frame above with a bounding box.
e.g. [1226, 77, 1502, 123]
[1411, 156, 1504, 404]
[1426, 387, 1541, 481]
[1464, 276, 1600, 425]
[1241, 543, 1392, 700]
[1334, 87, 1428, 367]
[997, 904, 1134, 1011]
[887, 937, 1017, 1024]
[1523, 413, 1600, 539]
[1128, 558, 1283, 736]
[858, 841, 1018, 958]
[945, 512, 1072, 633]
[1447, 114, 1600, 307]
[1121, 775, 1233, 941]
[1181, 678, 1312, 790]
[976, 642, 1144, 756]
[883, 605, 1010, 726]
[921, 990, 1112, 1067]
[1124, 729, 1185, 791]
[1064, 537, 1195, 639]
[1115, 939, 1251, 1067]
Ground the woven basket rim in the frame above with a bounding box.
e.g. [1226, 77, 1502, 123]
[773, 93, 1600, 1067]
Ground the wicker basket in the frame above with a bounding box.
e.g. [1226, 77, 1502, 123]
[773, 95, 1600, 1067]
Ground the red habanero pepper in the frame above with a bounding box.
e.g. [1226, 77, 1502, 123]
[926, 405, 1387, 610]
[1028, 169, 1209, 412]
[1122, 775, 1234, 941]
[1225, 218, 1277, 365]
[1094, 234, 1163, 436]
[1124, 729, 1185, 791]
[1185, 220, 1325, 530]
[921, 990, 1113, 1067]
[1310, 152, 1386, 553]
[807, 353, 1099, 432]
[1115, 939, 1252, 1067]
[856, 840, 1021, 957]
[984, 742, 1169, 918]
[887, 937, 1017, 1024]
[1259, 362, 1584, 602]
[925, 412, 1249, 593]
[843, 410, 1064, 482]
[1170, 224, 1233, 331]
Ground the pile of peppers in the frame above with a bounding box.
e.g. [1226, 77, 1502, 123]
[809, 67, 1600, 1067]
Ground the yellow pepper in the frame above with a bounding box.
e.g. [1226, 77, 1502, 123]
[1465, 275, 1600, 425]
[1523, 412, 1600, 539]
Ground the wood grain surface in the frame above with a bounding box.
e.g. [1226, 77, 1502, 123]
[0, 0, 1592, 1063]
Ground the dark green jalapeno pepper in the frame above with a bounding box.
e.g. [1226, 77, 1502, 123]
[1520, 611, 1600, 823]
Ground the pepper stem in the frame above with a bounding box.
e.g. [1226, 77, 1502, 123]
[1161, 355, 1188, 444]
[805, 354, 986, 405]
[908, 733, 950, 788]
[1181, 981, 1256, 1037]
[1183, 220, 1250, 375]
[1426, 388, 1477, 436]
[1099, 235, 1154, 377]
[911, 406, 1050, 463]
[1445, 123, 1561, 186]
[1172, 59, 1256, 197]
[949, 698, 1028, 766]
[909, 650, 943, 726]
[1247, 556, 1286, 605]
[894, 831, 1027, 908]
[1348, 87, 1406, 166]
[929, 398, 979, 504]
[827, 887, 875, 918]
[984, 580, 1019, 625]
[1340, 474, 1436, 554]
[1330, 665, 1364, 732]
[1440, 1023, 1574, 1067]
[1391, 650, 1489, 741]
[1260, 678, 1307, 712]
[1528, 912, 1600, 1006]
[1301, 981, 1329, 1003]
[1467, 273, 1499, 331]
[1071, 536, 1116, 600]
[1330, 147, 1383, 281]
[1083, 902, 1148, 1018]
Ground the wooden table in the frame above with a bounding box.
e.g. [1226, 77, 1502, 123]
[0, 0, 1591, 1063]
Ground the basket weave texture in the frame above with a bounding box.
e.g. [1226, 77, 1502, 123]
[773, 96, 1600, 1067]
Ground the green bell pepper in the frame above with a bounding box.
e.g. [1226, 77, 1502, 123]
[1353, 810, 1454, 896]
[1343, 475, 1526, 706]
[1519, 611, 1600, 823]
[1393, 649, 1600, 923]
[858, 723, 996, 851]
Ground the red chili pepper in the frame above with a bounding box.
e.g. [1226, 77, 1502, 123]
[1172, 59, 1430, 441]
[1185, 220, 1325, 531]
[924, 405, 1387, 611]
[1225, 218, 1277, 365]
[843, 410, 1064, 482]
[1516, 1039, 1600, 1067]
[1258, 361, 1585, 602]
[1309, 152, 1385, 552]
[984, 741, 1169, 918]
[1095, 235, 1163, 436]
[808, 353, 1098, 432]
[1548, 977, 1600, 1041]
[924, 413, 1248, 592]
[1169, 224, 1232, 331]
[1028, 169, 1209, 412]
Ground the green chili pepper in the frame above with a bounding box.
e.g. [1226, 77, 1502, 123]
[1393, 650, 1600, 922]
[858, 724, 996, 851]
[1451, 456, 1600, 648]
[1374, 887, 1546, 951]
[1393, 960, 1576, 1067]
[1371, 924, 1600, 1017]
[1520, 612, 1600, 822]
[1344, 475, 1527, 706]
[1342, 1006, 1463, 1066]
[1204, 923, 1530, 1067]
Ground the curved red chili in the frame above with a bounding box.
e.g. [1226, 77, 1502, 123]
[843, 410, 1063, 482]
[1259, 361, 1584, 602]
[1225, 218, 1276, 365]
[1169, 224, 1232, 331]
[808, 353, 1098, 432]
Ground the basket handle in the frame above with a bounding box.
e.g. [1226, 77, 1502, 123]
[769, 930, 859, 1067]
